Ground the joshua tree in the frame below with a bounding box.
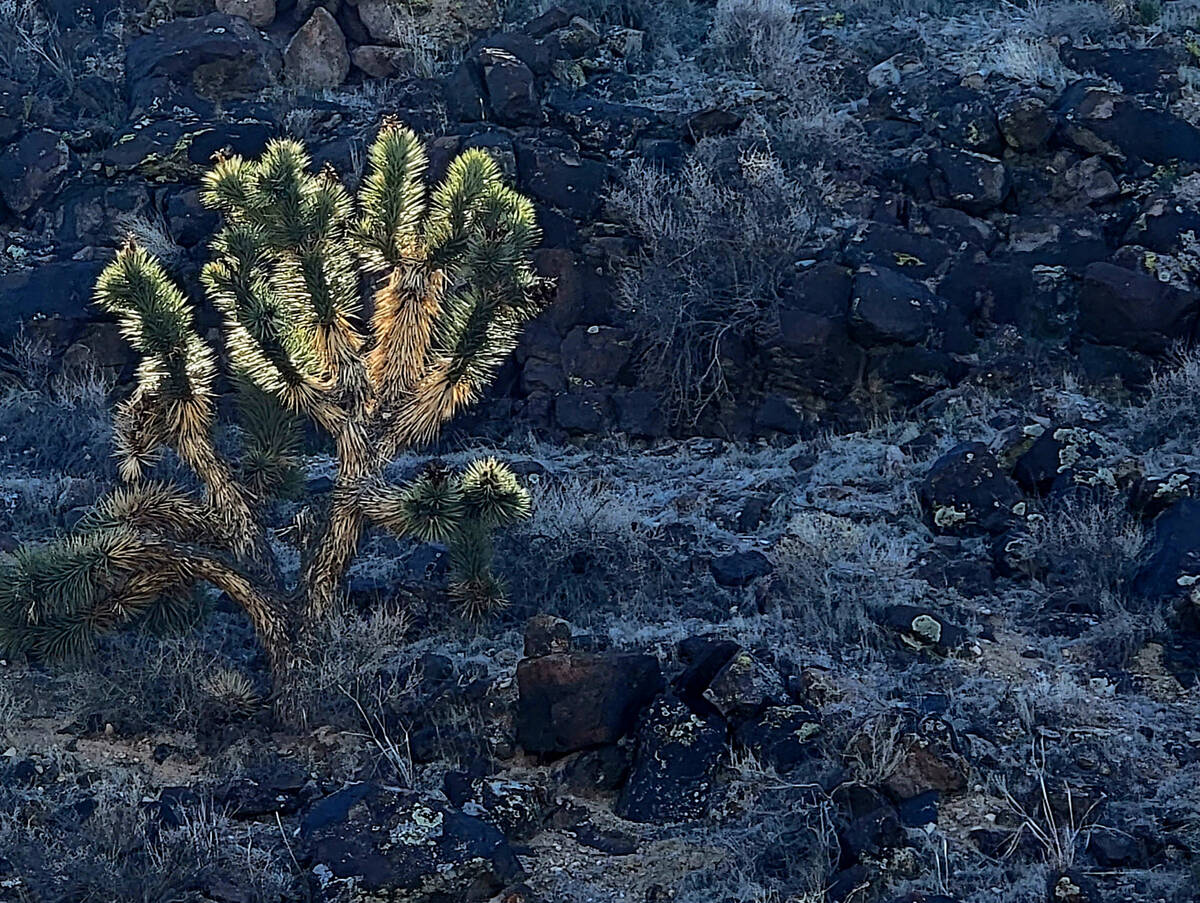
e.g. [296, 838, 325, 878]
[0, 121, 545, 683]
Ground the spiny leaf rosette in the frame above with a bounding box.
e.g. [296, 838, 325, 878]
[0, 123, 544, 686]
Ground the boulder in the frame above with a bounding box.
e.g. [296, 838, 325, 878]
[215, 0, 275, 27]
[560, 325, 631, 383]
[444, 58, 488, 122]
[735, 706, 822, 773]
[284, 8, 350, 89]
[833, 784, 904, 863]
[849, 266, 938, 346]
[1065, 155, 1119, 205]
[1060, 45, 1182, 97]
[351, 44, 414, 78]
[702, 650, 785, 719]
[710, 551, 773, 588]
[613, 390, 668, 438]
[920, 441, 1022, 535]
[544, 16, 602, 58]
[1060, 85, 1200, 166]
[515, 142, 609, 218]
[1133, 498, 1200, 603]
[547, 93, 662, 155]
[442, 774, 547, 840]
[616, 696, 725, 824]
[998, 94, 1057, 152]
[516, 652, 663, 753]
[300, 784, 522, 903]
[0, 130, 69, 214]
[880, 605, 968, 652]
[125, 13, 281, 112]
[1077, 262, 1198, 354]
[929, 148, 1010, 214]
[553, 392, 609, 433]
[1012, 425, 1111, 496]
[1124, 198, 1200, 254]
[479, 47, 539, 126]
[0, 261, 104, 345]
[357, 0, 498, 53]
[765, 301, 864, 401]
[843, 222, 952, 281]
[523, 614, 572, 658]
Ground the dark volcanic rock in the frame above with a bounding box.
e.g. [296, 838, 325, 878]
[524, 614, 572, 658]
[843, 222, 952, 281]
[1060, 45, 1183, 97]
[849, 266, 938, 346]
[735, 705, 821, 773]
[1012, 425, 1113, 496]
[921, 441, 1022, 535]
[1060, 85, 1200, 166]
[1133, 498, 1200, 603]
[283, 8, 350, 89]
[560, 325, 632, 383]
[515, 142, 609, 218]
[125, 13, 281, 113]
[881, 605, 968, 652]
[553, 391, 610, 433]
[300, 783, 522, 903]
[480, 47, 540, 126]
[0, 261, 104, 345]
[548, 93, 663, 155]
[1124, 197, 1200, 254]
[710, 550, 773, 587]
[929, 148, 1010, 213]
[702, 649, 785, 719]
[613, 390, 668, 438]
[516, 652, 663, 753]
[616, 695, 725, 824]
[833, 784, 904, 864]
[1077, 262, 1198, 354]
[998, 94, 1058, 152]
[0, 130, 69, 214]
[442, 774, 547, 840]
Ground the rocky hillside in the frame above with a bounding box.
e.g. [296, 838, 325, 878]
[5, 0, 1200, 438]
[2, 1, 1200, 903]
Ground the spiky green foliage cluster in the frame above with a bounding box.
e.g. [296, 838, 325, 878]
[0, 121, 546, 681]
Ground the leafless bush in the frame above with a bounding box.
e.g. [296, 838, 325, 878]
[1028, 493, 1144, 597]
[574, 0, 711, 53]
[0, 0, 74, 90]
[114, 210, 185, 269]
[772, 507, 925, 647]
[609, 143, 822, 424]
[0, 332, 114, 475]
[708, 0, 804, 75]
[1131, 346, 1200, 453]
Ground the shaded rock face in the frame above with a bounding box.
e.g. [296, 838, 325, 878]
[300, 783, 523, 903]
[0, 130, 69, 214]
[516, 652, 663, 753]
[1077, 262, 1198, 354]
[1134, 498, 1200, 604]
[125, 13, 281, 112]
